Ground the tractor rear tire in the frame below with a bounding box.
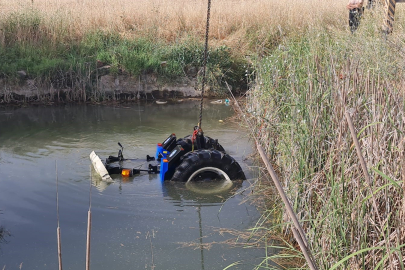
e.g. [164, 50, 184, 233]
[170, 149, 245, 182]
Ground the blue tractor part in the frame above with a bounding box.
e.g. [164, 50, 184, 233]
[159, 158, 168, 182]
[155, 133, 176, 159]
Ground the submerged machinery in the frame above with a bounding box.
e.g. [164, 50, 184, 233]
[90, 128, 245, 183]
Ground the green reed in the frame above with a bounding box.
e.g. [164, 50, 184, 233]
[246, 10, 405, 270]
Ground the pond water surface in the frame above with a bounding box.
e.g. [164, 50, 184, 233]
[0, 101, 264, 270]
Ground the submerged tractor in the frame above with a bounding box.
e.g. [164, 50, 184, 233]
[90, 128, 246, 183]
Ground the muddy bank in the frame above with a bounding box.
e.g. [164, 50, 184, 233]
[0, 72, 223, 104]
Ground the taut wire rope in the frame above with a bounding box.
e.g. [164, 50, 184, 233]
[198, 0, 212, 130]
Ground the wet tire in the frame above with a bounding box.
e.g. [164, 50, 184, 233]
[170, 149, 245, 182]
[176, 135, 225, 153]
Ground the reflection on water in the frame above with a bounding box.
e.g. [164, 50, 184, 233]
[0, 102, 263, 270]
[163, 180, 243, 205]
[0, 209, 10, 251]
[0, 226, 10, 248]
[92, 165, 242, 202]
[91, 168, 115, 192]
[185, 179, 236, 195]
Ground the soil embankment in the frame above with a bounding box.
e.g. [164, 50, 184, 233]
[0, 73, 204, 103]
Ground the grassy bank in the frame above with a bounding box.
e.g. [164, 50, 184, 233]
[0, 27, 246, 98]
[0, 0, 345, 102]
[247, 7, 405, 270]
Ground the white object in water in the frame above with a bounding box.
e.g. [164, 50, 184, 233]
[89, 151, 112, 181]
[210, 100, 223, 104]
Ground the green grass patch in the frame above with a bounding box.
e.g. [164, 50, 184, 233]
[0, 9, 249, 98]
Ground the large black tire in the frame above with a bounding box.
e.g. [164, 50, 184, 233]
[170, 149, 245, 182]
[176, 135, 225, 153]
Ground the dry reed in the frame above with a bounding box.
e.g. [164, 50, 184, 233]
[246, 7, 405, 269]
[0, 0, 348, 51]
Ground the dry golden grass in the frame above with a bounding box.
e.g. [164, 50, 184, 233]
[0, 0, 348, 50]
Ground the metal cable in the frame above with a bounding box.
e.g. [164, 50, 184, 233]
[198, 0, 212, 129]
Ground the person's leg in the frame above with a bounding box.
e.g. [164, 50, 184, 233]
[349, 8, 363, 33]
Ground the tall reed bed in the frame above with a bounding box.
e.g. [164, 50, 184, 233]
[247, 8, 405, 269]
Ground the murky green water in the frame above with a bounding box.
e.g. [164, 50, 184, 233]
[0, 101, 263, 270]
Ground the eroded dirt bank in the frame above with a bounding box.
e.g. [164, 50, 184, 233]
[0, 73, 216, 104]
